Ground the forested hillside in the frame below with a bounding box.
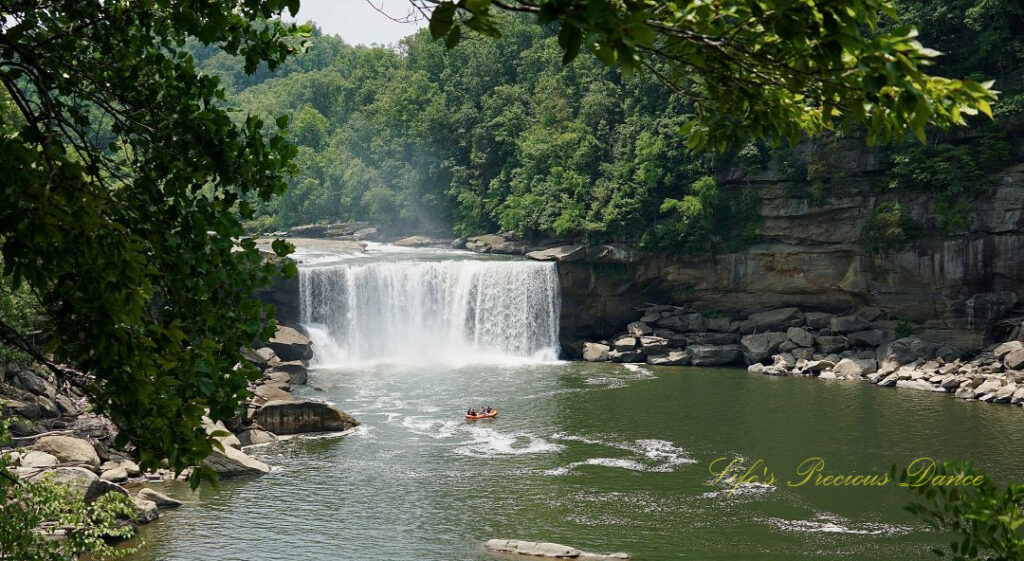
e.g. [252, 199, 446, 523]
[193, 1, 1023, 252]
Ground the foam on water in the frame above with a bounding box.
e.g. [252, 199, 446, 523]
[546, 433, 697, 475]
[762, 513, 912, 536]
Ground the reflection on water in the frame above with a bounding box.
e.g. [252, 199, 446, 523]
[128, 362, 1024, 561]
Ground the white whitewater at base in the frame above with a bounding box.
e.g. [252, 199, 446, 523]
[299, 258, 561, 367]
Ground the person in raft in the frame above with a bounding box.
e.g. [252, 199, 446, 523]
[467, 408, 478, 416]
[483, 406, 493, 414]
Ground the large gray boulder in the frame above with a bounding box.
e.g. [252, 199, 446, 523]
[684, 332, 740, 345]
[255, 400, 359, 435]
[689, 344, 743, 366]
[19, 450, 59, 469]
[876, 337, 938, 368]
[237, 428, 279, 447]
[655, 313, 706, 332]
[994, 341, 1024, 361]
[815, 335, 849, 354]
[525, 244, 586, 262]
[31, 435, 100, 467]
[268, 325, 313, 362]
[740, 308, 804, 332]
[740, 332, 787, 364]
[582, 343, 611, 362]
[13, 370, 56, 399]
[1005, 349, 1024, 370]
[201, 445, 271, 477]
[786, 327, 815, 348]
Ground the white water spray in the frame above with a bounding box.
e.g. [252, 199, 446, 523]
[299, 257, 561, 366]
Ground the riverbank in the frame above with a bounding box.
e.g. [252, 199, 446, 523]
[578, 304, 1024, 409]
[0, 323, 359, 536]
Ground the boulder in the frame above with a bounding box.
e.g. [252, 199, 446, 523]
[22, 467, 98, 499]
[254, 385, 295, 403]
[877, 337, 938, 368]
[830, 315, 874, 334]
[13, 370, 56, 400]
[748, 363, 765, 374]
[19, 450, 59, 469]
[138, 488, 184, 509]
[627, 322, 653, 337]
[815, 335, 849, 354]
[706, 317, 732, 332]
[786, 327, 815, 348]
[100, 467, 128, 483]
[582, 343, 611, 362]
[134, 497, 159, 524]
[800, 359, 836, 374]
[268, 325, 313, 362]
[647, 350, 690, 366]
[255, 346, 280, 365]
[740, 308, 805, 332]
[450, 237, 467, 250]
[612, 336, 637, 351]
[394, 235, 442, 247]
[352, 227, 378, 240]
[969, 379, 1003, 400]
[237, 428, 279, 447]
[689, 344, 743, 366]
[993, 383, 1017, 404]
[54, 394, 80, 416]
[994, 341, 1024, 361]
[791, 347, 815, 361]
[772, 353, 797, 370]
[200, 445, 271, 477]
[638, 336, 669, 353]
[203, 417, 242, 450]
[1005, 349, 1024, 370]
[895, 379, 946, 392]
[526, 245, 586, 262]
[483, 540, 580, 558]
[255, 400, 359, 435]
[740, 332, 787, 364]
[847, 330, 889, 348]
[831, 358, 877, 379]
[31, 435, 100, 467]
[101, 459, 141, 477]
[465, 234, 526, 255]
[804, 312, 833, 329]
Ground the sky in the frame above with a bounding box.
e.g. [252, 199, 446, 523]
[291, 0, 426, 46]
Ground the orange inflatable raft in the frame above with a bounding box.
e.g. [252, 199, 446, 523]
[465, 410, 498, 420]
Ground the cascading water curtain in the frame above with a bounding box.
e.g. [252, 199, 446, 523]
[299, 260, 560, 365]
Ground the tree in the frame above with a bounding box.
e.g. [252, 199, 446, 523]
[0, 1, 303, 477]
[428, 0, 999, 147]
[901, 460, 1024, 560]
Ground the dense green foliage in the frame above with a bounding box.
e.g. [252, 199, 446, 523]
[1, 419, 136, 560]
[0, 1, 303, 477]
[901, 460, 1024, 560]
[216, 0, 1018, 252]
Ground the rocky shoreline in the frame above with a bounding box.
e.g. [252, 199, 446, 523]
[0, 323, 359, 535]
[580, 304, 1024, 408]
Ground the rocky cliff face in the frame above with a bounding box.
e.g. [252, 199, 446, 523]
[553, 159, 1024, 355]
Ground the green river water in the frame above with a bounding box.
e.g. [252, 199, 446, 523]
[129, 360, 1024, 561]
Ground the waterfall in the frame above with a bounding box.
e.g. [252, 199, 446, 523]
[298, 258, 561, 366]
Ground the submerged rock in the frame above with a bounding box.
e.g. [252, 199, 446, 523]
[484, 539, 630, 559]
[254, 400, 359, 435]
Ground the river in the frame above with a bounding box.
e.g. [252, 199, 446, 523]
[128, 244, 1024, 561]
